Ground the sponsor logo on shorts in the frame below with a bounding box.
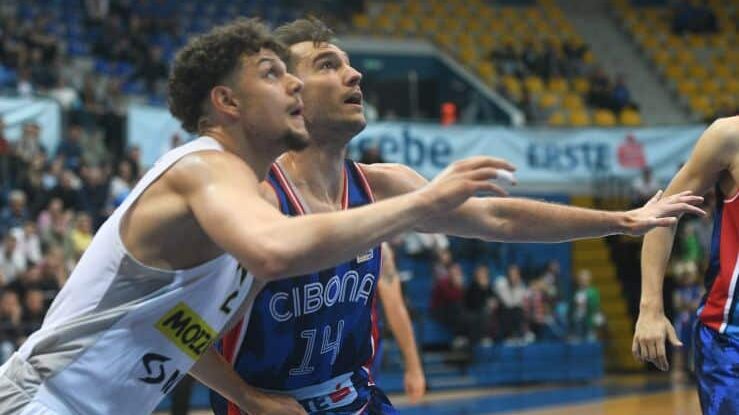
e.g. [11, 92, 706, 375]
[357, 249, 374, 264]
[156, 302, 216, 360]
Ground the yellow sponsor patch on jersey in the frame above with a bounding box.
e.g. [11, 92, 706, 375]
[156, 302, 216, 360]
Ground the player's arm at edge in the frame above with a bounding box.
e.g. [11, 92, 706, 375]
[170, 151, 433, 281]
[634, 117, 737, 369]
[364, 163, 699, 242]
[376, 243, 426, 403]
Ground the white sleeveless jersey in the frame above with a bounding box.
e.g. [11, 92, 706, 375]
[0, 137, 257, 414]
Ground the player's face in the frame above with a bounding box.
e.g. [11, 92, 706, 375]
[289, 42, 365, 140]
[231, 49, 309, 151]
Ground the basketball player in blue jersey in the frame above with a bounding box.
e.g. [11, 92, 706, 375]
[205, 18, 707, 415]
[633, 116, 739, 415]
[375, 243, 426, 403]
[0, 18, 524, 415]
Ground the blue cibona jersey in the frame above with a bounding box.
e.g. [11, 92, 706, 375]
[212, 160, 382, 414]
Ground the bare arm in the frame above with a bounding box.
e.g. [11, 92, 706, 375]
[376, 243, 425, 402]
[365, 164, 704, 242]
[190, 348, 306, 414]
[172, 153, 503, 280]
[633, 117, 737, 370]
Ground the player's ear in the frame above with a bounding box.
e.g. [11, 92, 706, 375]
[210, 85, 240, 119]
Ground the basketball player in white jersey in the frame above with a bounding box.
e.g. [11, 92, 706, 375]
[204, 18, 707, 414]
[633, 116, 739, 415]
[0, 18, 519, 415]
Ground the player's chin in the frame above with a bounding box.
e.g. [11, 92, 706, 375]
[284, 128, 311, 151]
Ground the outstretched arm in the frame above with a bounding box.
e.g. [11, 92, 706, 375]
[633, 117, 737, 371]
[376, 243, 426, 403]
[172, 153, 506, 280]
[364, 164, 705, 242]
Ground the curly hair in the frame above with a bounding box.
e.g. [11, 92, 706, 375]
[168, 18, 288, 133]
[273, 17, 334, 68]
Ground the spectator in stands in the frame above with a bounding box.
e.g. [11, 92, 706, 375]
[569, 269, 602, 341]
[21, 288, 45, 336]
[0, 234, 25, 285]
[587, 66, 613, 110]
[464, 264, 499, 342]
[101, 78, 127, 161]
[56, 124, 85, 172]
[15, 122, 45, 167]
[124, 145, 143, 181]
[36, 197, 67, 238]
[611, 75, 633, 112]
[431, 263, 483, 349]
[490, 41, 523, 78]
[29, 48, 55, 91]
[678, 221, 703, 264]
[130, 46, 168, 95]
[0, 190, 30, 236]
[10, 221, 42, 267]
[525, 276, 561, 340]
[631, 167, 660, 207]
[0, 117, 10, 185]
[672, 0, 718, 34]
[0, 290, 23, 361]
[79, 165, 111, 228]
[671, 261, 703, 377]
[49, 71, 81, 111]
[69, 212, 93, 260]
[81, 128, 109, 168]
[359, 144, 384, 165]
[495, 264, 530, 342]
[48, 170, 82, 212]
[108, 159, 134, 208]
[75, 75, 104, 128]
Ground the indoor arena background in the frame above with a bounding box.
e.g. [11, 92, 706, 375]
[0, 0, 736, 413]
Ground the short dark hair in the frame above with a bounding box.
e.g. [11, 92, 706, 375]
[273, 17, 335, 49]
[168, 18, 288, 133]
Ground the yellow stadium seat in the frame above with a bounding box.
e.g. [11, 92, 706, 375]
[547, 111, 567, 127]
[676, 80, 698, 97]
[524, 76, 545, 94]
[726, 79, 739, 95]
[713, 64, 732, 79]
[352, 14, 370, 32]
[376, 14, 394, 33]
[563, 93, 585, 110]
[690, 96, 712, 116]
[686, 35, 706, 48]
[477, 62, 496, 83]
[674, 49, 695, 65]
[397, 16, 417, 35]
[572, 77, 590, 94]
[569, 110, 591, 127]
[688, 65, 709, 80]
[641, 35, 660, 50]
[703, 79, 721, 95]
[538, 92, 559, 109]
[664, 64, 685, 81]
[420, 17, 439, 34]
[594, 109, 617, 127]
[620, 109, 642, 126]
[652, 50, 671, 66]
[548, 77, 569, 94]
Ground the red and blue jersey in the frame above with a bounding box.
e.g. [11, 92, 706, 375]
[698, 187, 739, 337]
[212, 160, 383, 414]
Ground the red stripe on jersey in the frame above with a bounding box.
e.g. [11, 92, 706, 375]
[700, 195, 739, 332]
[354, 163, 376, 203]
[222, 320, 245, 415]
[271, 164, 306, 215]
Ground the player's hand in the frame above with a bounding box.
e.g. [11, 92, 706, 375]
[632, 310, 682, 371]
[249, 392, 307, 415]
[404, 366, 427, 403]
[623, 190, 705, 236]
[421, 156, 516, 215]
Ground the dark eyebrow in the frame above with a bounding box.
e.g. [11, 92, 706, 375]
[312, 50, 347, 65]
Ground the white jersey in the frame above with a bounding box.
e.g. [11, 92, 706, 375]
[0, 137, 258, 414]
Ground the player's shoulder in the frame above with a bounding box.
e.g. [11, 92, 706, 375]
[165, 150, 258, 193]
[354, 162, 426, 198]
[707, 116, 739, 145]
[355, 162, 423, 183]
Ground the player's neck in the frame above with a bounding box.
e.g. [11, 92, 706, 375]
[280, 143, 347, 206]
[204, 127, 278, 180]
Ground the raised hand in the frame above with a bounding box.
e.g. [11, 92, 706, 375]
[420, 156, 516, 216]
[623, 190, 705, 236]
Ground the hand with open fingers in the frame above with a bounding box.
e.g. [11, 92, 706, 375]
[632, 311, 683, 371]
[404, 367, 427, 404]
[422, 156, 516, 215]
[624, 190, 705, 236]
